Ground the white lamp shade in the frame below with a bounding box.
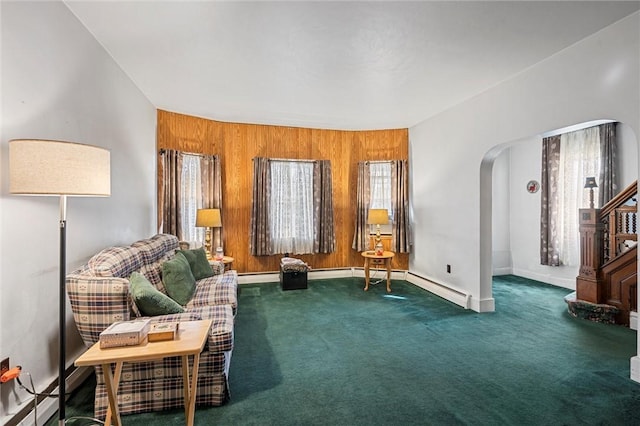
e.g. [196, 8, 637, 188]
[9, 139, 111, 196]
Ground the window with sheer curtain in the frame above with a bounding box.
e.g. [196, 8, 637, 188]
[159, 149, 223, 247]
[369, 162, 393, 234]
[180, 154, 204, 243]
[269, 161, 315, 254]
[557, 127, 601, 266]
[540, 123, 617, 267]
[249, 157, 335, 256]
[352, 160, 412, 253]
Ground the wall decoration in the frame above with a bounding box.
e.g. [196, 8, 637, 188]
[527, 180, 540, 193]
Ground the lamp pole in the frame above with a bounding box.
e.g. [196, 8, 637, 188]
[58, 195, 67, 425]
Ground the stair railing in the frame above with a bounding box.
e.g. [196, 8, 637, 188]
[576, 180, 637, 305]
[598, 181, 637, 263]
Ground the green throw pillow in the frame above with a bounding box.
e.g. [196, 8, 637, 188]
[129, 272, 185, 316]
[162, 251, 197, 305]
[178, 247, 214, 280]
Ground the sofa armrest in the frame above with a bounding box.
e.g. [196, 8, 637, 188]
[186, 305, 234, 353]
[146, 306, 233, 353]
[66, 273, 132, 346]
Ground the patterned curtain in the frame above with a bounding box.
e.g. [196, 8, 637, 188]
[314, 160, 336, 253]
[391, 160, 411, 253]
[201, 154, 223, 249]
[159, 149, 184, 238]
[598, 122, 618, 206]
[249, 157, 272, 256]
[540, 135, 561, 266]
[352, 162, 371, 251]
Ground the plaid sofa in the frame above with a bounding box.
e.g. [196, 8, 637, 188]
[66, 234, 238, 419]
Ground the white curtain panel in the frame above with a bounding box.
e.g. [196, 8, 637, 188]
[180, 154, 204, 243]
[369, 162, 393, 235]
[369, 162, 392, 216]
[269, 161, 315, 254]
[557, 126, 601, 266]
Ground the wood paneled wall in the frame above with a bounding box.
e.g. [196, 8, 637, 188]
[157, 110, 409, 273]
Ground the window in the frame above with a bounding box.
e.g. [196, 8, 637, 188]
[269, 161, 315, 254]
[369, 162, 393, 235]
[556, 126, 600, 266]
[353, 159, 411, 253]
[180, 154, 204, 243]
[540, 123, 616, 267]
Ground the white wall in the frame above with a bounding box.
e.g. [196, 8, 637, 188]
[0, 2, 156, 421]
[409, 10, 639, 378]
[409, 12, 639, 310]
[491, 148, 511, 275]
[495, 123, 638, 289]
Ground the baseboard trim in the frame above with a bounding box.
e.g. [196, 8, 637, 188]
[238, 268, 407, 284]
[471, 297, 496, 313]
[492, 267, 513, 276]
[238, 272, 280, 284]
[631, 356, 640, 383]
[4, 366, 92, 426]
[511, 268, 576, 289]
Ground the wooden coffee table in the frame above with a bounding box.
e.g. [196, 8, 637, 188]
[361, 250, 395, 292]
[75, 319, 212, 426]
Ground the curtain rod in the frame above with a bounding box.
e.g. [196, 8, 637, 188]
[253, 157, 318, 163]
[365, 160, 393, 164]
[158, 149, 216, 158]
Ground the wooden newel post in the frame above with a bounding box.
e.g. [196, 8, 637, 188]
[576, 208, 604, 303]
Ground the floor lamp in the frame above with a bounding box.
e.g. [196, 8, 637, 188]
[9, 139, 111, 426]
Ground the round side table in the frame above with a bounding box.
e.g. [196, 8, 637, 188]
[361, 251, 395, 292]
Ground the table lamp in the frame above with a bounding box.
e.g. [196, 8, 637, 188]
[584, 176, 598, 209]
[196, 208, 222, 259]
[367, 208, 389, 255]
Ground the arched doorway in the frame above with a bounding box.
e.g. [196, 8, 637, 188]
[479, 121, 638, 313]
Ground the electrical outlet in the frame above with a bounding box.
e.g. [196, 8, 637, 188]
[446, 264, 451, 273]
[0, 358, 9, 376]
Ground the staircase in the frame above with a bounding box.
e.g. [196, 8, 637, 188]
[574, 181, 637, 326]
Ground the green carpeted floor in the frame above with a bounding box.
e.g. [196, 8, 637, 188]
[50, 275, 640, 425]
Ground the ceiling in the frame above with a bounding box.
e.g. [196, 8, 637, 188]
[64, 1, 639, 131]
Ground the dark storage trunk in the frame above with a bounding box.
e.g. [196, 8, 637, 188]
[280, 269, 308, 290]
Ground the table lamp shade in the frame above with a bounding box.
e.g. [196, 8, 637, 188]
[367, 209, 389, 225]
[9, 139, 110, 196]
[584, 176, 598, 189]
[196, 208, 222, 227]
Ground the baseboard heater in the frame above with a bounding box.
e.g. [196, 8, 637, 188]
[406, 272, 471, 309]
[238, 268, 354, 284]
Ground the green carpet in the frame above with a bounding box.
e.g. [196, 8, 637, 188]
[50, 275, 640, 425]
